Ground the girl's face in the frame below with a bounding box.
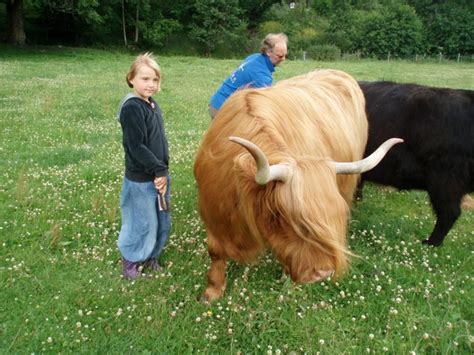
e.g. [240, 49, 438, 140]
[129, 65, 159, 101]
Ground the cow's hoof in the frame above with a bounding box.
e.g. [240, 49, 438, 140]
[200, 287, 224, 303]
[421, 238, 443, 247]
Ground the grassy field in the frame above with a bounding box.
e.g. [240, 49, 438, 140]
[0, 45, 473, 353]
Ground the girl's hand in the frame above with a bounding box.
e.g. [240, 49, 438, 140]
[154, 176, 167, 196]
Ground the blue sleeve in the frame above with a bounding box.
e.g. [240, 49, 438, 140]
[251, 72, 273, 88]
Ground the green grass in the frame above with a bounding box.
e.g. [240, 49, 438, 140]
[1, 44, 473, 353]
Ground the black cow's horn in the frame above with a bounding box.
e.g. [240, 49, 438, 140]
[333, 138, 403, 174]
[229, 136, 292, 184]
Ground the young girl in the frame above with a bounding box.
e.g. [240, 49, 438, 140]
[117, 52, 171, 279]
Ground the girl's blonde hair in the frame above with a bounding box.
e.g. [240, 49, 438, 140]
[126, 52, 161, 91]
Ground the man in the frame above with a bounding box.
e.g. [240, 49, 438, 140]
[208, 33, 288, 119]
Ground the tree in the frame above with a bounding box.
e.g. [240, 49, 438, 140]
[188, 0, 247, 56]
[6, 0, 26, 44]
[238, 0, 280, 29]
[426, 3, 474, 55]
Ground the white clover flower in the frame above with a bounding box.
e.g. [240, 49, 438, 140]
[319, 339, 324, 345]
[423, 333, 429, 339]
[47, 337, 53, 343]
[368, 333, 374, 340]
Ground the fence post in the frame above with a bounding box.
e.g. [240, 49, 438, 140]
[303, 51, 306, 61]
[439, 52, 442, 63]
[415, 54, 418, 62]
[457, 53, 460, 63]
[387, 52, 391, 61]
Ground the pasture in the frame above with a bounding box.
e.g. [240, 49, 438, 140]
[0, 45, 473, 353]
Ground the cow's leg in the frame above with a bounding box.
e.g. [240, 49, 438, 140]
[201, 233, 227, 303]
[355, 178, 365, 201]
[423, 186, 463, 246]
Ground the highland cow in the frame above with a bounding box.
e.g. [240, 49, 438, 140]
[194, 70, 402, 302]
[358, 81, 473, 246]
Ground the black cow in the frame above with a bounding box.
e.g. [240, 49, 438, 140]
[358, 81, 473, 246]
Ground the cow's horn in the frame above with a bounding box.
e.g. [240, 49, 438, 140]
[333, 138, 403, 174]
[229, 136, 292, 185]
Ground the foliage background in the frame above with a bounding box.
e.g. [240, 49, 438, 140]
[0, 45, 473, 353]
[1, 0, 474, 59]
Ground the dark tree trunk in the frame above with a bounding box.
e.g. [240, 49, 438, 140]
[6, 0, 26, 45]
[122, 0, 128, 46]
[134, 1, 139, 44]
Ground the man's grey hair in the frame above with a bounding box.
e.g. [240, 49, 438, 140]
[260, 33, 288, 54]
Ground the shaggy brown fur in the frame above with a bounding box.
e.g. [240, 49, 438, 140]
[194, 69, 367, 302]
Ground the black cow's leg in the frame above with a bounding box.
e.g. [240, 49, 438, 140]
[355, 179, 365, 201]
[423, 188, 463, 246]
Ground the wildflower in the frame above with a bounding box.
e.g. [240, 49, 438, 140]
[47, 337, 53, 343]
[423, 333, 429, 339]
[319, 339, 324, 345]
[368, 334, 374, 340]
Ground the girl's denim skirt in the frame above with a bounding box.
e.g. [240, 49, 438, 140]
[117, 176, 171, 262]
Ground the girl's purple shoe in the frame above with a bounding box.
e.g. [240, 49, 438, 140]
[144, 259, 162, 271]
[122, 258, 141, 279]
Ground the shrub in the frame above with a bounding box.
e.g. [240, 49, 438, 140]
[143, 19, 182, 48]
[259, 20, 284, 35]
[306, 44, 341, 61]
[355, 4, 424, 58]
